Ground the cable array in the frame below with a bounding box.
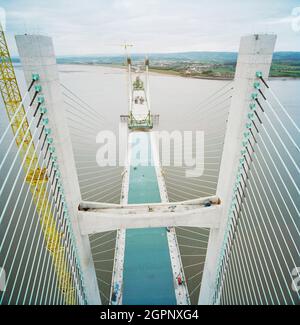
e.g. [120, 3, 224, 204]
[61, 83, 124, 304]
[0, 74, 86, 305]
[175, 227, 210, 304]
[213, 72, 300, 305]
[162, 81, 233, 202]
[89, 231, 118, 304]
[61, 83, 123, 204]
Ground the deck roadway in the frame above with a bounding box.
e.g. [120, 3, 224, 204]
[123, 132, 176, 305]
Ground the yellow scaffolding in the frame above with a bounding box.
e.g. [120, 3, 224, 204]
[0, 24, 77, 304]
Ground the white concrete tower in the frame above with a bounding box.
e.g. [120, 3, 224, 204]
[199, 34, 277, 304]
[15, 35, 101, 304]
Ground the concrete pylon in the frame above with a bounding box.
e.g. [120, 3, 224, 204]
[198, 34, 277, 304]
[15, 35, 101, 305]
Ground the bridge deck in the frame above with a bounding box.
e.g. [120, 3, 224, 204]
[131, 89, 149, 120]
[122, 132, 177, 305]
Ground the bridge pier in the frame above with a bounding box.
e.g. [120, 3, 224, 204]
[15, 35, 101, 305]
[198, 34, 277, 304]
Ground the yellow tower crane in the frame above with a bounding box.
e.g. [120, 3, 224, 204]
[0, 23, 77, 304]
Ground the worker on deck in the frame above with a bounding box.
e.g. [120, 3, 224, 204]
[177, 274, 183, 286]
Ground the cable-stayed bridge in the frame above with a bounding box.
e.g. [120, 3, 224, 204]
[0, 26, 299, 305]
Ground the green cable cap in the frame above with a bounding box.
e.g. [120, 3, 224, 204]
[51, 155, 57, 162]
[32, 73, 40, 81]
[39, 106, 47, 114]
[253, 82, 260, 89]
[246, 122, 252, 129]
[49, 146, 55, 154]
[243, 131, 250, 139]
[241, 149, 247, 155]
[256, 71, 262, 78]
[251, 93, 258, 100]
[45, 128, 51, 135]
[35, 85, 42, 92]
[47, 137, 53, 144]
[42, 117, 49, 125]
[248, 112, 255, 120]
[38, 96, 45, 104]
[249, 103, 256, 110]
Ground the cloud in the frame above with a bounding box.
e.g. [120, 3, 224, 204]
[1, 0, 300, 55]
[263, 16, 295, 25]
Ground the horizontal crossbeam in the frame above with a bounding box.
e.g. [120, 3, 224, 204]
[78, 196, 222, 234]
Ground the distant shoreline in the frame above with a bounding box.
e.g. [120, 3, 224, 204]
[58, 62, 300, 81]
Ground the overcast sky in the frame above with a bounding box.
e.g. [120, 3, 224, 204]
[1, 0, 300, 56]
